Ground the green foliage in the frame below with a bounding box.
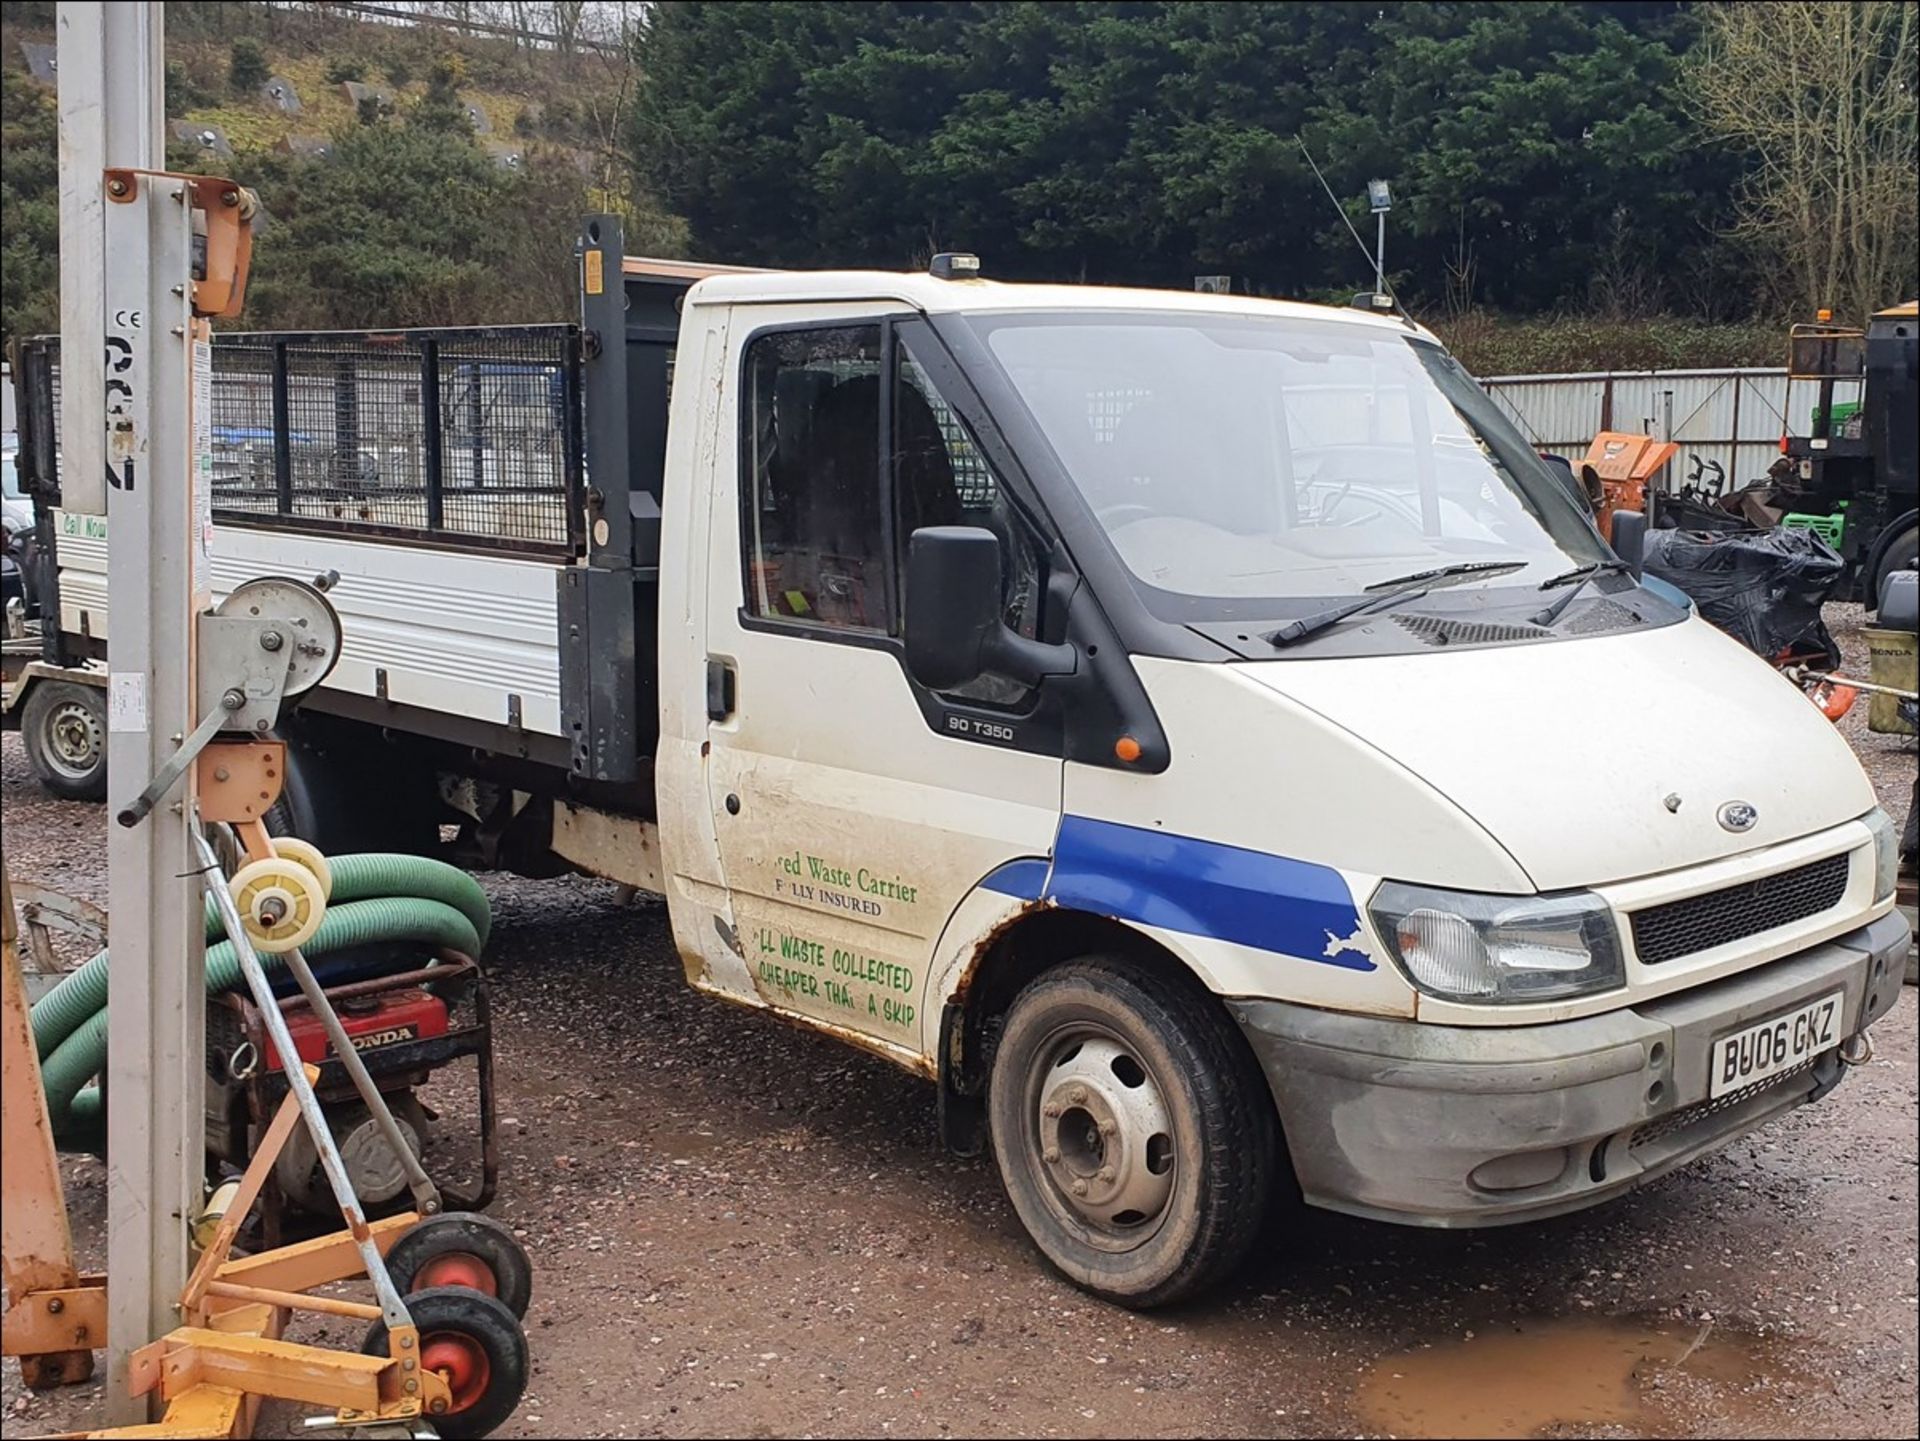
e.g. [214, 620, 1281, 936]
[633, 1, 1772, 318]
[412, 56, 471, 135]
[1434, 312, 1786, 375]
[167, 59, 214, 113]
[239, 108, 601, 330]
[0, 64, 59, 346]
[325, 58, 367, 86]
[385, 60, 413, 88]
[229, 37, 271, 95]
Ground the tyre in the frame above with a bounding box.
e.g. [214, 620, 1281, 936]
[361, 1286, 528, 1439]
[384, 1212, 533, 1320]
[987, 959, 1279, 1308]
[21, 681, 108, 801]
[1868, 521, 1917, 612]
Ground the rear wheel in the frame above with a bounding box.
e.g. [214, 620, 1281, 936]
[1868, 521, 1917, 611]
[987, 959, 1278, 1308]
[21, 681, 108, 801]
[361, 1287, 527, 1439]
[384, 1212, 533, 1320]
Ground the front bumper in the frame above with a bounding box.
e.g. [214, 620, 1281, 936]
[1234, 912, 1910, 1227]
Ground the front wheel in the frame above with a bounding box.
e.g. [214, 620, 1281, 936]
[21, 681, 108, 801]
[987, 959, 1279, 1308]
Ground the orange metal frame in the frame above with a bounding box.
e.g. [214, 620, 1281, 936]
[1, 769, 450, 1435]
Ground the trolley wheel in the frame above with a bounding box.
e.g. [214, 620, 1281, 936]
[268, 836, 333, 901]
[385, 1212, 533, 1319]
[361, 1287, 527, 1439]
[227, 856, 326, 954]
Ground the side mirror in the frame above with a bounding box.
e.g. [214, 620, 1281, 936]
[904, 526, 1075, 691]
[1611, 509, 1647, 578]
[1538, 453, 1591, 516]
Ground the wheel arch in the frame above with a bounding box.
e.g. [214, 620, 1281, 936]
[929, 887, 1262, 1156]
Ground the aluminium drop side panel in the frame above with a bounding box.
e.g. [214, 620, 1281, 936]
[51, 516, 565, 734]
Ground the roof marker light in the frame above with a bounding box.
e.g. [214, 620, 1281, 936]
[929, 252, 981, 280]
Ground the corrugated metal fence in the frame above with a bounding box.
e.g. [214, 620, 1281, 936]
[1482, 368, 1862, 498]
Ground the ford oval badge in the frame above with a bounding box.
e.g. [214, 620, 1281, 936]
[1717, 801, 1759, 833]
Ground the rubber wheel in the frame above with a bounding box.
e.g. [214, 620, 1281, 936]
[21, 681, 108, 801]
[987, 959, 1279, 1308]
[1869, 522, 1917, 611]
[361, 1287, 527, 1439]
[384, 1212, 533, 1320]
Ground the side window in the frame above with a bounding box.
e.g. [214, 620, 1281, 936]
[739, 323, 1048, 712]
[741, 325, 888, 631]
[896, 337, 1046, 709]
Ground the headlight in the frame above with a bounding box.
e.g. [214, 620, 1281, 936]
[1370, 882, 1626, 1003]
[1863, 806, 1899, 903]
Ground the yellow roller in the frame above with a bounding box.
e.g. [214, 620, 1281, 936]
[269, 836, 334, 902]
[228, 856, 326, 954]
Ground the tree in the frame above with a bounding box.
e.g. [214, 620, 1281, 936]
[632, 2, 1725, 313]
[229, 37, 271, 94]
[1687, 0, 1918, 318]
[0, 64, 59, 346]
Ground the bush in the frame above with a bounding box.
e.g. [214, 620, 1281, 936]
[385, 61, 413, 88]
[325, 58, 367, 86]
[1436, 311, 1787, 377]
[228, 38, 270, 95]
[166, 59, 212, 113]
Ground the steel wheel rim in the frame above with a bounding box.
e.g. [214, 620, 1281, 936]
[42, 699, 102, 779]
[415, 1251, 499, 1298]
[422, 1331, 492, 1413]
[1023, 1022, 1178, 1253]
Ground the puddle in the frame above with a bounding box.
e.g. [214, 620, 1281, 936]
[1354, 1315, 1787, 1439]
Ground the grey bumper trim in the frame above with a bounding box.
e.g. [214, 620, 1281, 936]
[1234, 911, 1910, 1227]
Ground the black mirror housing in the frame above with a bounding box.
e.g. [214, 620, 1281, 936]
[1610, 509, 1647, 578]
[904, 526, 1075, 691]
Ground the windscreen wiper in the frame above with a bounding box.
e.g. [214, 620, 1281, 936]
[1530, 559, 1633, 627]
[1266, 561, 1526, 649]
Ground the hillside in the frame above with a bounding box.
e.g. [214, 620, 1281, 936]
[0, 0, 687, 341]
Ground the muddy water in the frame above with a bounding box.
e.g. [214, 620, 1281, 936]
[1354, 1315, 1789, 1439]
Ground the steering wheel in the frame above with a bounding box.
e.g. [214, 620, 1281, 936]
[1096, 503, 1158, 529]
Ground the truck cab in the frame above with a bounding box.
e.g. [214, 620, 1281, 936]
[650, 256, 1908, 1304]
[11, 225, 1907, 1308]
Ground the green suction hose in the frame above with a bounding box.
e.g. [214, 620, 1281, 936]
[33, 853, 489, 1061]
[28, 852, 492, 1140]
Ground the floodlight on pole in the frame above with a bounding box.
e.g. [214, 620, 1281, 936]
[1367, 179, 1392, 297]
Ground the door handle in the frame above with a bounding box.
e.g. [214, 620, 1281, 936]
[706, 656, 736, 721]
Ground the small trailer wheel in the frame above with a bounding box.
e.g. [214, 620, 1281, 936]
[227, 856, 326, 953]
[385, 1212, 533, 1319]
[268, 836, 334, 901]
[362, 1287, 528, 1439]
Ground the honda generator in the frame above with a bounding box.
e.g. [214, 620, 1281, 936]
[206, 951, 497, 1243]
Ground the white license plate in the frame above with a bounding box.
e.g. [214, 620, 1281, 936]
[1709, 990, 1843, 1098]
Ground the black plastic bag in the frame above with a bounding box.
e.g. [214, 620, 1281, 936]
[1641, 526, 1845, 664]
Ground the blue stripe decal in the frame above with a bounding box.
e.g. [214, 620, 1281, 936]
[983, 816, 1373, 970]
[980, 857, 1050, 901]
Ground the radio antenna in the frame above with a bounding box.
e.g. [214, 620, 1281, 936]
[1296, 135, 1417, 324]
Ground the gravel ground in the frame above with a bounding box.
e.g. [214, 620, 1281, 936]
[3, 609, 1915, 1440]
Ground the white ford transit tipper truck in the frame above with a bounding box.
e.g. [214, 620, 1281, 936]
[9, 220, 1908, 1306]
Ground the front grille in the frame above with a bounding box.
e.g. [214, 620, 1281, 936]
[1629, 852, 1850, 965]
[1630, 1060, 1815, 1150]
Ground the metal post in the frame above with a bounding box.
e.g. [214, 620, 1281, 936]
[66, 3, 204, 1422]
[1375, 209, 1386, 297]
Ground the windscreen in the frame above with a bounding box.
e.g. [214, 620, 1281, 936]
[971, 311, 1610, 615]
